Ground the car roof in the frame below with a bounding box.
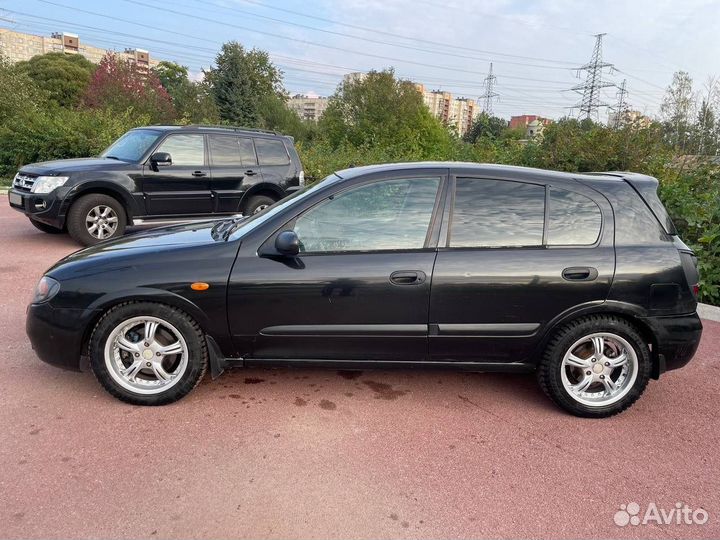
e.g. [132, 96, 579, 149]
[136, 125, 288, 138]
[334, 161, 621, 182]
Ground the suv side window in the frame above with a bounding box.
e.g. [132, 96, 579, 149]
[255, 138, 290, 166]
[239, 138, 258, 166]
[294, 177, 440, 253]
[208, 135, 240, 167]
[450, 178, 545, 247]
[156, 134, 205, 166]
[547, 187, 602, 245]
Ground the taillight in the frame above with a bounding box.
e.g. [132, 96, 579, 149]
[692, 284, 700, 297]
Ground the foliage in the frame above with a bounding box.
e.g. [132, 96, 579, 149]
[82, 53, 174, 123]
[319, 70, 453, 156]
[14, 52, 95, 108]
[205, 42, 283, 127]
[464, 112, 508, 143]
[153, 61, 218, 123]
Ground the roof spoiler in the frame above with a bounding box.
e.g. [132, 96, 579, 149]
[587, 172, 677, 235]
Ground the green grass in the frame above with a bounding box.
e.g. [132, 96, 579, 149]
[0, 177, 12, 188]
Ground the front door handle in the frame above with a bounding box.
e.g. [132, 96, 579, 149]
[390, 270, 426, 285]
[192, 171, 207, 177]
[245, 170, 257, 176]
[562, 266, 598, 281]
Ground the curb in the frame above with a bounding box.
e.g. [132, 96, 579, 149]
[698, 303, 720, 323]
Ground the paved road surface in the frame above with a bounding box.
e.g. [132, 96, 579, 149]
[0, 204, 718, 539]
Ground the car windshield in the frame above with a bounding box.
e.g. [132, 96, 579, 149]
[227, 173, 342, 240]
[100, 129, 162, 162]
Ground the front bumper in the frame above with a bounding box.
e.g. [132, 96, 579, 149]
[641, 312, 703, 374]
[8, 188, 65, 228]
[26, 302, 100, 371]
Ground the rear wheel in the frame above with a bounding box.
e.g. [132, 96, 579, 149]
[243, 194, 277, 215]
[29, 218, 64, 234]
[537, 315, 651, 418]
[67, 193, 126, 246]
[89, 302, 208, 405]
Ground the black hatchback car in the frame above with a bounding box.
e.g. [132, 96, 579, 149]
[8, 125, 304, 246]
[26, 162, 702, 417]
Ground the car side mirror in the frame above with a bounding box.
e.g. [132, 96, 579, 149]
[150, 152, 172, 167]
[275, 230, 300, 256]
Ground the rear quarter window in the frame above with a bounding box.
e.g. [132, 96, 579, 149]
[255, 138, 290, 166]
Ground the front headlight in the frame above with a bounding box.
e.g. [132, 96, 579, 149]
[31, 176, 69, 194]
[32, 276, 60, 304]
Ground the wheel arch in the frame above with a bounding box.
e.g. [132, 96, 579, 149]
[64, 182, 138, 223]
[239, 183, 284, 211]
[534, 301, 661, 378]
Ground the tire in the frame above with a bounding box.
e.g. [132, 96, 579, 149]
[29, 218, 64, 234]
[89, 302, 208, 406]
[67, 193, 127, 246]
[243, 194, 277, 215]
[536, 315, 651, 418]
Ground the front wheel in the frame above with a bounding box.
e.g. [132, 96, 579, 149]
[67, 194, 127, 246]
[537, 315, 651, 418]
[89, 302, 208, 405]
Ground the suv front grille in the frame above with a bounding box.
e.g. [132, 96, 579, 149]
[13, 173, 36, 192]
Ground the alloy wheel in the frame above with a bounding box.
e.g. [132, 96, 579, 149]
[86, 205, 119, 240]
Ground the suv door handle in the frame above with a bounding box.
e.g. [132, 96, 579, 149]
[192, 171, 207, 177]
[562, 267, 598, 281]
[390, 270, 426, 285]
[245, 170, 257, 176]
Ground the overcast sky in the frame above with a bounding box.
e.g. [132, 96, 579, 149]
[2, 0, 719, 121]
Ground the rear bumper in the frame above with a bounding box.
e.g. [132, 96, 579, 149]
[8, 188, 65, 228]
[26, 302, 100, 371]
[641, 312, 703, 374]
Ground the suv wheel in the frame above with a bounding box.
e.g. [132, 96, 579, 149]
[243, 194, 276, 215]
[537, 315, 651, 418]
[67, 194, 127, 246]
[89, 302, 208, 405]
[29, 218, 64, 234]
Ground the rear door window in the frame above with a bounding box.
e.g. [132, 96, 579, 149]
[208, 135, 241, 167]
[239, 138, 258, 166]
[547, 188, 602, 245]
[450, 178, 545, 247]
[255, 138, 290, 166]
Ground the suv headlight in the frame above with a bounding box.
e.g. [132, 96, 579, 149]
[31, 176, 69, 194]
[32, 276, 60, 303]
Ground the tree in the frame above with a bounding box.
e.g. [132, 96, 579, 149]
[661, 71, 695, 150]
[82, 53, 175, 123]
[205, 41, 283, 126]
[464, 112, 508, 143]
[153, 61, 218, 123]
[319, 69, 452, 156]
[14, 52, 95, 108]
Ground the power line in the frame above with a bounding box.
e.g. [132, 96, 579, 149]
[478, 63, 499, 115]
[571, 33, 615, 120]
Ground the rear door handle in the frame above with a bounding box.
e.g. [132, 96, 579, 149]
[390, 270, 426, 285]
[192, 171, 207, 177]
[562, 267, 598, 281]
[245, 170, 257, 176]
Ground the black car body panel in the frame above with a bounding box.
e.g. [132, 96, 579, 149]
[26, 162, 702, 384]
[8, 125, 303, 230]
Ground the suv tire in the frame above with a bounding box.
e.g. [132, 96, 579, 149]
[537, 315, 651, 418]
[243, 194, 276, 215]
[67, 193, 126, 246]
[29, 218, 64, 234]
[89, 302, 208, 406]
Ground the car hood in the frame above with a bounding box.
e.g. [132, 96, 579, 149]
[20, 158, 130, 175]
[47, 220, 237, 277]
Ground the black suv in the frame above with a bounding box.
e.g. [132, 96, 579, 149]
[8, 125, 304, 245]
[25, 163, 702, 417]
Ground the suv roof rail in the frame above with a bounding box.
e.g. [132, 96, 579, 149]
[180, 124, 280, 135]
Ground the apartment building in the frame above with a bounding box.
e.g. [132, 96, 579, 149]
[288, 94, 329, 122]
[449, 97, 477, 136]
[0, 28, 159, 69]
